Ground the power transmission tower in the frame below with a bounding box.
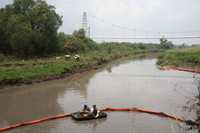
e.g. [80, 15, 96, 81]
[82, 12, 90, 37]
[88, 25, 90, 37]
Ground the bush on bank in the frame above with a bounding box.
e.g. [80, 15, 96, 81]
[157, 47, 200, 67]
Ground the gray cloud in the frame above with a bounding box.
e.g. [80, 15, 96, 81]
[1, 0, 200, 44]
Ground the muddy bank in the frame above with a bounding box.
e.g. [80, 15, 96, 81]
[157, 48, 200, 75]
[160, 66, 200, 74]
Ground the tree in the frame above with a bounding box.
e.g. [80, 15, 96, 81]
[0, 0, 62, 57]
[57, 32, 68, 52]
[64, 29, 97, 53]
[73, 29, 86, 39]
[8, 14, 33, 57]
[179, 43, 188, 48]
[64, 35, 84, 53]
[160, 37, 174, 49]
[13, 0, 35, 14]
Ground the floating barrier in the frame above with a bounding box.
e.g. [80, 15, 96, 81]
[102, 107, 199, 126]
[0, 113, 71, 132]
[0, 107, 199, 132]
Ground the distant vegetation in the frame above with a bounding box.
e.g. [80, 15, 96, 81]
[157, 47, 200, 67]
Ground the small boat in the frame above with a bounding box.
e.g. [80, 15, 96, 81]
[71, 111, 107, 121]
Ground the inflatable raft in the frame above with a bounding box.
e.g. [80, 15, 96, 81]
[72, 111, 107, 121]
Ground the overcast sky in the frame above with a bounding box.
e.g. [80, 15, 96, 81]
[1, 0, 200, 44]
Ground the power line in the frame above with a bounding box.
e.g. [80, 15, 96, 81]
[91, 15, 136, 32]
[90, 15, 200, 35]
[92, 36, 200, 40]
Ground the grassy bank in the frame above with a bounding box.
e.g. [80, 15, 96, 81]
[0, 44, 162, 86]
[157, 47, 200, 71]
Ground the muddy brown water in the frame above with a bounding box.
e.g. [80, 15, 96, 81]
[0, 58, 200, 133]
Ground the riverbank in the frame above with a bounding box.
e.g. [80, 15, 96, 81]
[0, 46, 161, 87]
[157, 47, 200, 73]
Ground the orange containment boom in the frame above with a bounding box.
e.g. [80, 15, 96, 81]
[0, 107, 199, 132]
[102, 107, 184, 122]
[0, 113, 71, 132]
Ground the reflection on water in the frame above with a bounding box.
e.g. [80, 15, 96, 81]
[0, 58, 200, 133]
[71, 117, 107, 130]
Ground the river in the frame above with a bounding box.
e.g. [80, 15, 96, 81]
[0, 58, 200, 133]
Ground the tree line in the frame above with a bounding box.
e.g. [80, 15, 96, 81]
[0, 0, 174, 58]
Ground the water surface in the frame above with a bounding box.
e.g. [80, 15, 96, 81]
[0, 58, 199, 133]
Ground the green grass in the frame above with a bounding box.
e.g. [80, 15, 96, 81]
[157, 47, 200, 67]
[0, 44, 162, 85]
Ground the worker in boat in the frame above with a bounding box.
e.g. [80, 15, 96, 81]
[91, 105, 100, 118]
[82, 104, 90, 112]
